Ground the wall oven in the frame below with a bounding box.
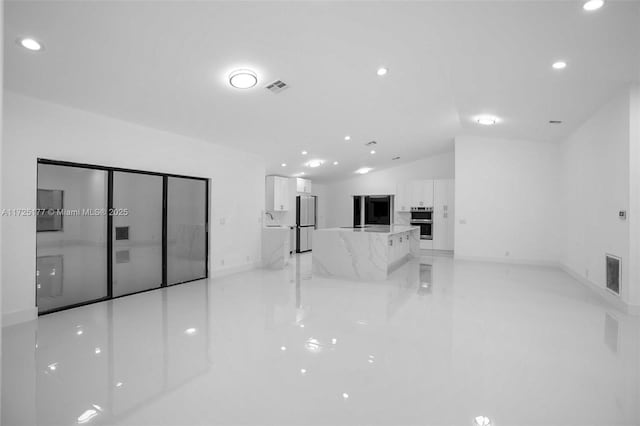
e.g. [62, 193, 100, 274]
[410, 207, 433, 240]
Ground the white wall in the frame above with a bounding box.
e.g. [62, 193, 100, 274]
[2, 92, 265, 324]
[454, 135, 562, 265]
[630, 86, 640, 308]
[321, 151, 455, 228]
[560, 87, 637, 309]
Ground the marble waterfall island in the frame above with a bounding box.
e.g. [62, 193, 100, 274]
[312, 225, 420, 280]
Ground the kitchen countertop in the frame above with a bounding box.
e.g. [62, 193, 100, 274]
[317, 225, 419, 235]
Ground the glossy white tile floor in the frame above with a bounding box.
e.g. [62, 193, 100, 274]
[2, 253, 639, 426]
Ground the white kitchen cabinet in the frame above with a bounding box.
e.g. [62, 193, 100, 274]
[395, 183, 411, 211]
[296, 178, 312, 194]
[266, 175, 290, 211]
[410, 180, 434, 208]
[433, 179, 454, 251]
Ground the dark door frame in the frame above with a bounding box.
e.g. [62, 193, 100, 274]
[36, 158, 210, 315]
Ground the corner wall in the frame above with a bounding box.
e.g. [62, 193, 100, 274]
[454, 135, 562, 265]
[2, 92, 266, 325]
[557, 86, 640, 312]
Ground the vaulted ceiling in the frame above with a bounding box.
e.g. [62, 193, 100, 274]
[4, 1, 640, 181]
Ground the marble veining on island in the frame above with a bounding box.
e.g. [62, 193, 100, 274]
[312, 225, 420, 280]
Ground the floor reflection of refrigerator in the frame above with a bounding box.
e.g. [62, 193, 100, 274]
[296, 195, 316, 253]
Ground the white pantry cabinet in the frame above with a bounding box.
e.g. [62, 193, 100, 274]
[296, 178, 312, 194]
[266, 176, 290, 211]
[395, 183, 411, 212]
[410, 180, 434, 208]
[433, 179, 454, 251]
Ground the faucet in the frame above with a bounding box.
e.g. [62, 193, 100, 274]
[266, 212, 274, 220]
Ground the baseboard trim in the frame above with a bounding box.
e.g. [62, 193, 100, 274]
[454, 254, 560, 268]
[2, 307, 38, 328]
[211, 261, 261, 279]
[559, 263, 639, 315]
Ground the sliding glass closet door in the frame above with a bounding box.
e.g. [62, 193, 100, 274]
[166, 177, 207, 285]
[36, 164, 109, 313]
[112, 172, 163, 297]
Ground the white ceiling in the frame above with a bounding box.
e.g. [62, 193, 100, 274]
[4, 1, 640, 182]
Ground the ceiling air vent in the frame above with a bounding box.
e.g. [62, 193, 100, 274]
[265, 80, 289, 93]
[365, 141, 377, 147]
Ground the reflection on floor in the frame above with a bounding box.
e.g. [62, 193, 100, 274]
[3, 253, 640, 425]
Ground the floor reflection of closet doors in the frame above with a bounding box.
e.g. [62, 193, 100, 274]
[112, 172, 164, 297]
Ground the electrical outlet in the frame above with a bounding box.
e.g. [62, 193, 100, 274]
[220, 259, 225, 266]
[219, 217, 226, 225]
[459, 219, 467, 225]
[505, 251, 510, 257]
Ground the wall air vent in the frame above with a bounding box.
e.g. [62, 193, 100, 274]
[365, 141, 377, 146]
[265, 80, 289, 93]
[606, 254, 621, 295]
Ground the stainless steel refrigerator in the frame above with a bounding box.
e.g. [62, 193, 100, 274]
[296, 195, 316, 253]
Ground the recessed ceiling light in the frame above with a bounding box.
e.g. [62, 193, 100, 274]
[305, 159, 324, 168]
[228, 69, 258, 89]
[281, 163, 287, 167]
[301, 150, 308, 155]
[280, 346, 287, 351]
[370, 150, 376, 155]
[344, 135, 351, 141]
[18, 37, 42, 51]
[333, 161, 339, 165]
[342, 393, 350, 399]
[377, 67, 388, 76]
[184, 327, 197, 335]
[552, 61, 567, 70]
[474, 416, 492, 426]
[476, 116, 498, 126]
[583, 0, 604, 11]
[355, 167, 372, 174]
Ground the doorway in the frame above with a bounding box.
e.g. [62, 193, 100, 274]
[36, 159, 209, 314]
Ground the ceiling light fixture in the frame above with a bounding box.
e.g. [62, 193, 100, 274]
[228, 69, 258, 89]
[333, 161, 339, 165]
[377, 67, 388, 76]
[344, 136, 351, 141]
[552, 61, 567, 70]
[301, 150, 308, 155]
[305, 159, 325, 168]
[476, 116, 498, 126]
[474, 416, 492, 426]
[370, 150, 376, 155]
[583, 0, 604, 11]
[355, 167, 372, 175]
[281, 163, 287, 167]
[18, 37, 42, 51]
[184, 328, 197, 335]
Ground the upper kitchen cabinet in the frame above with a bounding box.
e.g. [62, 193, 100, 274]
[410, 180, 434, 208]
[433, 179, 454, 251]
[296, 178, 312, 194]
[265, 175, 290, 211]
[395, 183, 411, 212]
